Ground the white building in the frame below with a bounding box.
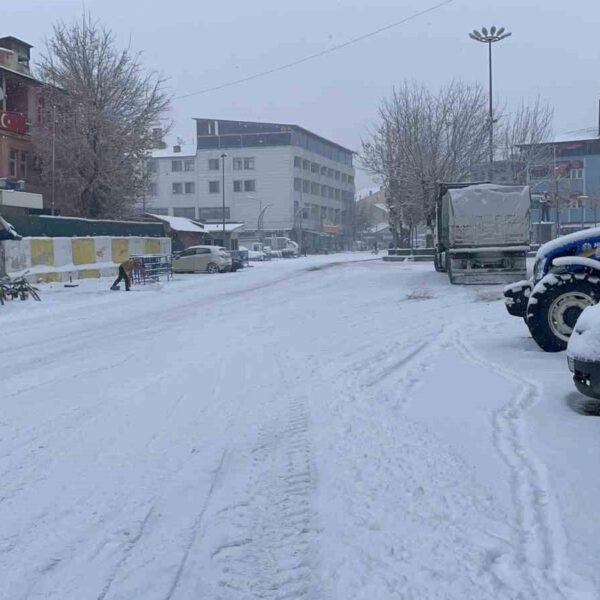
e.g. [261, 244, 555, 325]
[146, 119, 356, 250]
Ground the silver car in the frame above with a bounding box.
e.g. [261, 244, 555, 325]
[172, 246, 232, 274]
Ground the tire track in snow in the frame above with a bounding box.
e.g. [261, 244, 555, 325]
[453, 328, 592, 599]
[163, 448, 228, 600]
[96, 504, 156, 600]
[211, 395, 317, 599]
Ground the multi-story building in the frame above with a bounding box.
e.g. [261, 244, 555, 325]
[518, 124, 600, 237]
[147, 119, 356, 250]
[0, 36, 42, 194]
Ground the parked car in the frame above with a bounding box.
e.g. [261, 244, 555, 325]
[228, 250, 246, 271]
[172, 245, 232, 274]
[567, 303, 600, 399]
[238, 245, 267, 261]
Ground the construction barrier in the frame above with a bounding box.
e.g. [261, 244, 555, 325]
[1, 236, 171, 282]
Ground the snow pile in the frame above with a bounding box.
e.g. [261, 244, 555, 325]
[147, 214, 204, 232]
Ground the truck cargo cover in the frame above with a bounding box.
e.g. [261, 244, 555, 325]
[446, 184, 530, 247]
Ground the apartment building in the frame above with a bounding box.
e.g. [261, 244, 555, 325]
[147, 118, 356, 249]
[0, 36, 43, 194]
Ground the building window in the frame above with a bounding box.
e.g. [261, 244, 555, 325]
[172, 182, 183, 194]
[327, 168, 334, 178]
[185, 182, 195, 194]
[19, 151, 28, 178]
[341, 173, 347, 183]
[148, 183, 158, 195]
[9, 149, 17, 177]
[233, 158, 243, 170]
[303, 159, 310, 171]
[571, 168, 583, 179]
[199, 207, 230, 220]
[302, 179, 310, 193]
[244, 180, 256, 192]
[302, 207, 309, 219]
[334, 188, 340, 200]
[311, 182, 319, 195]
[294, 177, 302, 192]
[208, 158, 220, 171]
[294, 156, 302, 168]
[233, 180, 242, 192]
[172, 160, 182, 172]
[348, 175, 354, 185]
[320, 166, 327, 176]
[311, 162, 319, 174]
[184, 159, 195, 172]
[335, 170, 340, 180]
[328, 186, 334, 199]
[244, 157, 255, 170]
[321, 185, 328, 198]
[173, 207, 195, 218]
[147, 160, 157, 172]
[209, 180, 220, 193]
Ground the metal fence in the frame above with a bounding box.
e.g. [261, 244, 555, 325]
[130, 254, 172, 284]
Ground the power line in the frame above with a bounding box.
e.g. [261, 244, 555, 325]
[174, 0, 455, 101]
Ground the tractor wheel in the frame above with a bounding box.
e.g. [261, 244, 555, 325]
[526, 273, 600, 352]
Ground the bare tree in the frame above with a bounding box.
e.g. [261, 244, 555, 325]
[499, 96, 554, 184]
[33, 16, 171, 218]
[361, 80, 489, 244]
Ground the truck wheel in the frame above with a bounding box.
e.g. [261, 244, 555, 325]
[434, 252, 445, 272]
[446, 256, 456, 284]
[526, 273, 599, 352]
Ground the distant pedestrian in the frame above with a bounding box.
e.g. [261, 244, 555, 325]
[111, 258, 141, 291]
[540, 193, 551, 222]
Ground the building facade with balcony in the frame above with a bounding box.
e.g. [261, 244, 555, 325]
[0, 37, 42, 194]
[147, 119, 356, 250]
[519, 129, 600, 238]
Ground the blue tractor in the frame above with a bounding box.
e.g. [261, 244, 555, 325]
[503, 228, 600, 352]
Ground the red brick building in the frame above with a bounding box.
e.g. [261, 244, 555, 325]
[0, 36, 42, 193]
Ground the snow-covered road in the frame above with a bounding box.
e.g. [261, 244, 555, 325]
[2, 253, 599, 599]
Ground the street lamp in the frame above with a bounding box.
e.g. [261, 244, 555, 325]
[220, 153, 227, 248]
[257, 204, 272, 242]
[468, 26, 512, 182]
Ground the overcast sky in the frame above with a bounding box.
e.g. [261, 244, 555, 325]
[4, 0, 599, 189]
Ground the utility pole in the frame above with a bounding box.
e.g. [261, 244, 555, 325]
[51, 104, 56, 216]
[220, 153, 227, 248]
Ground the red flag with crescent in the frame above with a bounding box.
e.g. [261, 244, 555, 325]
[0, 111, 26, 134]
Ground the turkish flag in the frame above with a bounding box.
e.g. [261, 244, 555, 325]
[0, 111, 26, 134]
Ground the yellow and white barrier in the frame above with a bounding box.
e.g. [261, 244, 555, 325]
[1, 236, 171, 282]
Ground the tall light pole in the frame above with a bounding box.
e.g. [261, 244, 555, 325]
[469, 26, 512, 182]
[51, 104, 56, 216]
[220, 153, 227, 248]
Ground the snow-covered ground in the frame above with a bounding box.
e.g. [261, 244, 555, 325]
[2, 253, 599, 599]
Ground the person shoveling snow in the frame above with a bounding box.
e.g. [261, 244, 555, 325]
[0, 215, 22, 241]
[111, 258, 142, 291]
